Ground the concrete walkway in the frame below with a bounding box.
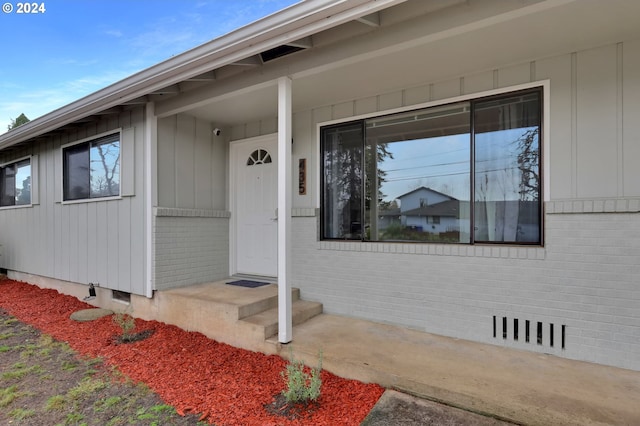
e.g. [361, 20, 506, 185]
[277, 314, 640, 426]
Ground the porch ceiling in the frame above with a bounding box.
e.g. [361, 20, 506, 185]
[183, 0, 640, 127]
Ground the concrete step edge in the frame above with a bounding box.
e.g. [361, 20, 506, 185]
[241, 300, 323, 339]
[237, 287, 301, 319]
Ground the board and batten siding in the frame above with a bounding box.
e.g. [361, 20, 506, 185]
[232, 40, 640, 209]
[154, 114, 229, 290]
[0, 107, 146, 295]
[232, 40, 640, 370]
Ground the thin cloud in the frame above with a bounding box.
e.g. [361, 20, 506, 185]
[61, 70, 132, 93]
[129, 27, 197, 59]
[45, 58, 100, 67]
[105, 29, 123, 38]
[0, 69, 133, 132]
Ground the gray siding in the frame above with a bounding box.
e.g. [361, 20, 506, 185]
[293, 42, 640, 204]
[157, 114, 226, 210]
[0, 108, 147, 294]
[268, 40, 640, 207]
[154, 114, 229, 290]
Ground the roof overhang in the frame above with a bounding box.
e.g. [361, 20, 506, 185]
[4, 0, 640, 150]
[0, 0, 406, 150]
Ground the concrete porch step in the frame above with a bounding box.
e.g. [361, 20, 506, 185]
[238, 287, 301, 320]
[240, 299, 324, 340]
[150, 280, 322, 352]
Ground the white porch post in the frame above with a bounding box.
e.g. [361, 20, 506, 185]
[277, 76, 293, 343]
[144, 102, 157, 298]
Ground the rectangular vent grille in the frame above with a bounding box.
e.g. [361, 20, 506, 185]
[493, 316, 565, 349]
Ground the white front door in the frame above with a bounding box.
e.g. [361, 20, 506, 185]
[232, 135, 278, 277]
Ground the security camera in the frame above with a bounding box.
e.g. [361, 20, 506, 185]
[213, 128, 221, 136]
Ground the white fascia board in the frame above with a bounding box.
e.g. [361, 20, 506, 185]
[0, 0, 406, 150]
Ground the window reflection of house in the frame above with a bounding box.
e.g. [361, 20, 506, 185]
[402, 199, 459, 233]
[396, 187, 463, 241]
[377, 206, 401, 230]
[394, 186, 539, 243]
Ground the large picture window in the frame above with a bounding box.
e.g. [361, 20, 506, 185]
[63, 133, 120, 201]
[0, 158, 31, 207]
[321, 88, 542, 245]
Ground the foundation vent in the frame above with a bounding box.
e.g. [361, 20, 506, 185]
[493, 316, 565, 350]
[112, 290, 131, 304]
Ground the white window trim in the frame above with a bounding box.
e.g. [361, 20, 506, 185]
[60, 129, 123, 204]
[315, 80, 551, 208]
[0, 154, 36, 209]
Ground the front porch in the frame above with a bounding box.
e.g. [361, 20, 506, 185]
[141, 279, 322, 354]
[136, 277, 640, 425]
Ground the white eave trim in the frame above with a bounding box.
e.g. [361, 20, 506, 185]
[0, 0, 406, 150]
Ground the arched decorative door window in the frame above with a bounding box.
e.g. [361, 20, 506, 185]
[246, 149, 272, 165]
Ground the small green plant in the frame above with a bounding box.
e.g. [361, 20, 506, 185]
[62, 360, 78, 371]
[0, 385, 21, 407]
[113, 311, 136, 341]
[150, 404, 175, 414]
[45, 394, 66, 410]
[39, 334, 55, 346]
[68, 377, 106, 400]
[94, 395, 122, 412]
[2, 363, 42, 380]
[82, 357, 103, 377]
[280, 350, 323, 404]
[19, 343, 38, 358]
[0, 332, 15, 340]
[9, 407, 35, 420]
[64, 411, 84, 424]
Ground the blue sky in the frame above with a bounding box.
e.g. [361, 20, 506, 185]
[0, 0, 299, 133]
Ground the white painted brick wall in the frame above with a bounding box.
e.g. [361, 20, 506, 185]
[154, 214, 229, 290]
[291, 211, 640, 371]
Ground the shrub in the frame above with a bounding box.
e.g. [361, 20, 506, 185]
[113, 312, 135, 341]
[281, 350, 322, 404]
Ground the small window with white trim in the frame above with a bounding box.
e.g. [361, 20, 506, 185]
[63, 133, 120, 201]
[0, 158, 31, 207]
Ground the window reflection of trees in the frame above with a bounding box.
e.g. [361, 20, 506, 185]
[90, 140, 120, 198]
[0, 159, 30, 206]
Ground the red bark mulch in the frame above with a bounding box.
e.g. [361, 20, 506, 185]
[0, 279, 384, 425]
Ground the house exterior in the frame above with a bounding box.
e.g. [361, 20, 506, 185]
[397, 187, 461, 239]
[1, 0, 639, 371]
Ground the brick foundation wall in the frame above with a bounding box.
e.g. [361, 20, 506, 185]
[291, 209, 640, 371]
[154, 208, 230, 290]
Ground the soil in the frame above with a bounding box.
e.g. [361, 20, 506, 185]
[0, 308, 204, 425]
[263, 393, 320, 421]
[112, 329, 156, 345]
